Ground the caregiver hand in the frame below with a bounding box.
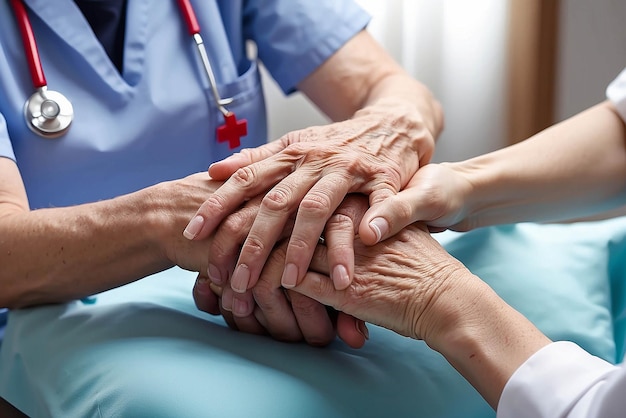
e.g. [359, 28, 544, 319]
[186, 99, 436, 298]
[358, 162, 476, 244]
[193, 194, 370, 348]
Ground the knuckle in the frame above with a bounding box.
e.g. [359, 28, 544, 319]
[287, 236, 313, 253]
[237, 147, 255, 160]
[208, 239, 230, 264]
[230, 166, 257, 189]
[299, 191, 333, 217]
[376, 165, 403, 186]
[326, 212, 354, 232]
[243, 234, 269, 257]
[202, 193, 228, 213]
[221, 211, 249, 238]
[262, 186, 294, 213]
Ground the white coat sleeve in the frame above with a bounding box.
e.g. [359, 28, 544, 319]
[497, 342, 623, 418]
[606, 67, 626, 121]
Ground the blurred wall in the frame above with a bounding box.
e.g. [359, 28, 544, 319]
[555, 0, 626, 121]
[260, 1, 626, 164]
[260, 0, 511, 163]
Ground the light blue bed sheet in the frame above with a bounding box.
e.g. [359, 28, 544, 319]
[1, 217, 626, 417]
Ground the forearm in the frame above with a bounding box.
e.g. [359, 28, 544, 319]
[0, 176, 213, 308]
[0, 191, 165, 308]
[298, 31, 444, 142]
[454, 101, 626, 226]
[429, 278, 551, 409]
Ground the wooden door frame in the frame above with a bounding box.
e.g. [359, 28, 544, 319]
[507, 0, 560, 144]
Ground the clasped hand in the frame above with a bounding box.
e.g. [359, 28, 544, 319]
[183, 106, 446, 347]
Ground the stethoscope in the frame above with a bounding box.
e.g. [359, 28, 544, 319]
[9, 0, 248, 148]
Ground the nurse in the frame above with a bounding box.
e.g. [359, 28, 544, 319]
[0, 0, 444, 416]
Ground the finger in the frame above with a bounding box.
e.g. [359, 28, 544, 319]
[218, 298, 238, 331]
[298, 246, 367, 348]
[286, 290, 335, 347]
[230, 309, 268, 336]
[208, 196, 262, 286]
[192, 274, 220, 315]
[325, 195, 369, 290]
[281, 173, 352, 289]
[208, 138, 290, 180]
[251, 242, 303, 342]
[184, 151, 302, 241]
[221, 286, 235, 312]
[358, 169, 443, 245]
[230, 168, 319, 293]
[293, 271, 342, 308]
[336, 313, 368, 349]
[231, 290, 255, 318]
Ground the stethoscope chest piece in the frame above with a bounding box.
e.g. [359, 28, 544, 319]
[24, 87, 73, 138]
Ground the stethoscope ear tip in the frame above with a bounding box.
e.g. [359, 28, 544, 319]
[24, 88, 74, 138]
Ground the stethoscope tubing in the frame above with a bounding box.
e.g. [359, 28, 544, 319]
[177, 0, 233, 116]
[10, 0, 46, 89]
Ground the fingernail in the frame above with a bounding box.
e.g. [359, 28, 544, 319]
[207, 264, 223, 285]
[231, 264, 250, 293]
[281, 263, 298, 288]
[233, 297, 249, 317]
[222, 288, 234, 311]
[356, 320, 369, 340]
[183, 215, 204, 240]
[369, 217, 389, 243]
[332, 264, 350, 290]
[195, 276, 211, 295]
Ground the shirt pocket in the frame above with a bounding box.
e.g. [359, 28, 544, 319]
[209, 59, 268, 161]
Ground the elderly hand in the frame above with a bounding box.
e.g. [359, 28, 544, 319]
[292, 222, 474, 344]
[184, 99, 436, 300]
[294, 222, 553, 409]
[192, 195, 370, 348]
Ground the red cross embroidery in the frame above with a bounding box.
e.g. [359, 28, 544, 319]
[217, 112, 247, 149]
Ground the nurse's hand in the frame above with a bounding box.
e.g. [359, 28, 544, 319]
[184, 101, 435, 296]
[358, 163, 476, 244]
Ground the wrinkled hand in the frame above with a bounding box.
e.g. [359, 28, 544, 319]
[292, 222, 472, 345]
[358, 163, 476, 245]
[190, 194, 369, 348]
[159, 173, 341, 343]
[185, 103, 436, 298]
[155, 172, 222, 274]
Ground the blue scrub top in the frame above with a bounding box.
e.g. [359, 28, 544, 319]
[0, 0, 369, 339]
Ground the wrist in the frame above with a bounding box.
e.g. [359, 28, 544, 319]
[445, 156, 504, 230]
[426, 275, 551, 408]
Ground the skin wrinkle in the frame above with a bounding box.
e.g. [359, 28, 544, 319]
[263, 183, 296, 213]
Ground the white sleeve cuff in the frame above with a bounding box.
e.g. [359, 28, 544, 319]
[606, 68, 626, 122]
[497, 341, 619, 418]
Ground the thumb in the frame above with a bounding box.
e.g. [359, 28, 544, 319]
[208, 138, 289, 180]
[359, 187, 444, 245]
[359, 182, 398, 246]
